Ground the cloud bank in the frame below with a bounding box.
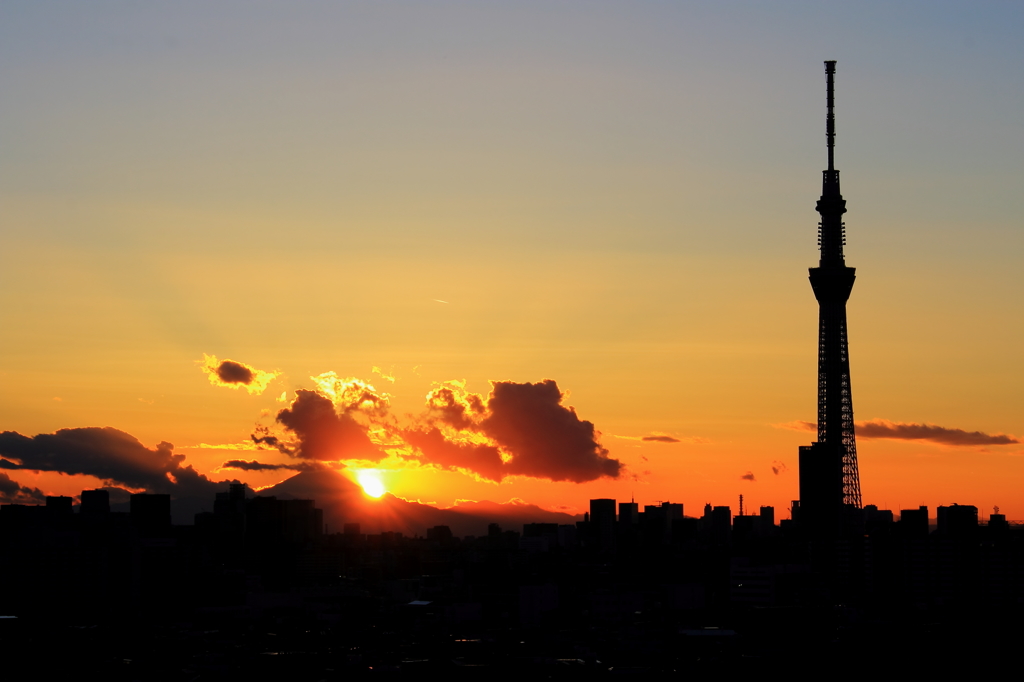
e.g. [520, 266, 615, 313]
[254, 377, 621, 484]
[0, 427, 233, 498]
[0, 472, 46, 504]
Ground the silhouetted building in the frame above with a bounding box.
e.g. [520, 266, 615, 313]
[937, 504, 978, 536]
[130, 493, 171, 534]
[899, 506, 930, 539]
[46, 495, 73, 515]
[710, 506, 732, 546]
[80, 489, 110, 515]
[246, 496, 322, 545]
[590, 498, 616, 552]
[427, 525, 454, 543]
[799, 60, 863, 535]
[988, 513, 1008, 532]
[619, 501, 639, 525]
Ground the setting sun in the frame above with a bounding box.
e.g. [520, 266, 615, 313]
[355, 469, 386, 498]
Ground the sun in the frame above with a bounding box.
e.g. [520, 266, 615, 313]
[355, 469, 386, 498]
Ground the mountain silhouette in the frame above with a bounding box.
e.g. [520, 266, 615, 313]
[258, 467, 580, 536]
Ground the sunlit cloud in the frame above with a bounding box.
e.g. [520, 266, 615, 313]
[200, 354, 279, 395]
[186, 441, 260, 451]
[372, 366, 397, 383]
[249, 373, 620, 485]
[310, 372, 390, 415]
[404, 379, 621, 483]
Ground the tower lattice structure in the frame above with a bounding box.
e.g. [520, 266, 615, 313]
[799, 61, 862, 527]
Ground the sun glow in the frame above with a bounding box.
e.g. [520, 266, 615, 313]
[355, 469, 386, 498]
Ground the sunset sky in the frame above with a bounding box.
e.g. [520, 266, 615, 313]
[2, 2, 1023, 519]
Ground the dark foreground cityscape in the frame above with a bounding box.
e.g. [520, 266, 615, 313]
[1, 485, 1022, 677]
[2, 62, 1021, 676]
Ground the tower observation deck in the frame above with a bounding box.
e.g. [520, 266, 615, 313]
[798, 61, 862, 532]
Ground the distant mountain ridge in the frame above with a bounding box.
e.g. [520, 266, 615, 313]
[259, 468, 581, 537]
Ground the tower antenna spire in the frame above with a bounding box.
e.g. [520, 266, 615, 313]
[825, 60, 836, 172]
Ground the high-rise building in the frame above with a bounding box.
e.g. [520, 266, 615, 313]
[799, 61, 863, 532]
[589, 498, 616, 552]
[80, 489, 110, 515]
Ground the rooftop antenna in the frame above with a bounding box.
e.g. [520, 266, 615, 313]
[739, 494, 744, 517]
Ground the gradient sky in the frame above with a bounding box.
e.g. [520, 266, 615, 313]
[2, 2, 1023, 518]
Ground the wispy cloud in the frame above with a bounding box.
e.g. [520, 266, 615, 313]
[773, 419, 1018, 447]
[219, 460, 311, 472]
[613, 433, 709, 444]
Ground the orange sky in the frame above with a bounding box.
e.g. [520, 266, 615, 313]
[2, 3, 1023, 518]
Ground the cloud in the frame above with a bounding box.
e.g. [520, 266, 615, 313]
[424, 384, 486, 430]
[740, 471, 756, 482]
[408, 380, 621, 483]
[773, 419, 1018, 447]
[0, 427, 232, 498]
[200, 354, 278, 394]
[269, 389, 383, 461]
[772, 460, 788, 476]
[482, 380, 620, 482]
[372, 366, 397, 383]
[855, 419, 1018, 446]
[642, 434, 681, 443]
[402, 428, 505, 482]
[220, 459, 311, 472]
[774, 420, 817, 433]
[0, 472, 46, 504]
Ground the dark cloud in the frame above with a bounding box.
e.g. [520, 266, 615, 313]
[775, 419, 1018, 447]
[0, 472, 45, 504]
[220, 460, 311, 472]
[740, 471, 756, 482]
[642, 435, 681, 443]
[215, 360, 255, 384]
[771, 460, 788, 476]
[200, 354, 277, 394]
[855, 419, 1019, 446]
[405, 380, 621, 483]
[402, 428, 505, 482]
[0, 427, 230, 498]
[268, 390, 382, 461]
[481, 380, 620, 482]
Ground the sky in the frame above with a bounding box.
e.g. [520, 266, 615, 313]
[2, 1, 1023, 519]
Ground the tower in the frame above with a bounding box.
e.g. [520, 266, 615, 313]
[799, 61, 862, 533]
